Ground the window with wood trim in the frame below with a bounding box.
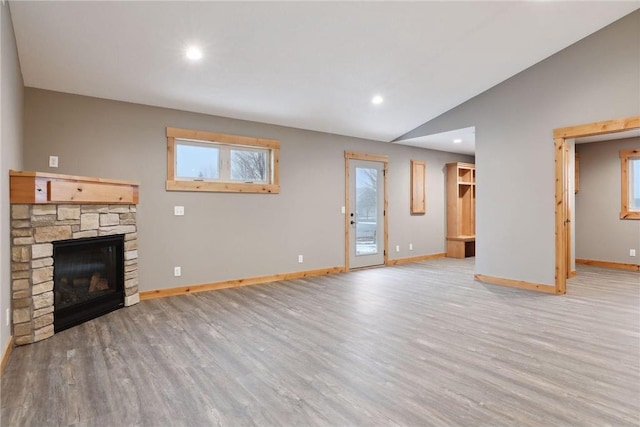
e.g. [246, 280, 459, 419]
[166, 127, 280, 194]
[620, 149, 640, 219]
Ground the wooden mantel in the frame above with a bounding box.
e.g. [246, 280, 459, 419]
[10, 170, 139, 204]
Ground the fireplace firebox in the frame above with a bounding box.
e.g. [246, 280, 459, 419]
[53, 235, 125, 332]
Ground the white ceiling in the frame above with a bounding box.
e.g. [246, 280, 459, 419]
[10, 1, 639, 147]
[394, 126, 476, 156]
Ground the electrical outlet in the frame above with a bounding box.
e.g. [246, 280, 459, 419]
[174, 206, 185, 216]
[49, 156, 59, 168]
[341, 206, 345, 214]
[631, 249, 636, 257]
[395, 245, 400, 252]
[5, 308, 9, 326]
[174, 266, 181, 277]
[409, 243, 413, 251]
[298, 255, 304, 263]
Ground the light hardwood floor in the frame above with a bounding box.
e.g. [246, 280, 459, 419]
[1, 258, 639, 426]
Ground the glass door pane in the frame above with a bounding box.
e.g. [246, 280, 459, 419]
[355, 167, 378, 256]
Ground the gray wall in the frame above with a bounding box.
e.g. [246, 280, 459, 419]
[23, 88, 471, 293]
[1, 3, 24, 352]
[575, 137, 640, 265]
[398, 11, 640, 286]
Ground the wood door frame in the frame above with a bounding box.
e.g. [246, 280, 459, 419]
[553, 115, 640, 294]
[344, 151, 389, 270]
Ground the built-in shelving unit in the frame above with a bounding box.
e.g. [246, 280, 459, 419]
[446, 162, 475, 258]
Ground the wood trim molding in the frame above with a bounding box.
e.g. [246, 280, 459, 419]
[167, 136, 175, 186]
[475, 274, 557, 294]
[620, 149, 640, 219]
[568, 270, 577, 278]
[166, 180, 280, 194]
[554, 116, 640, 295]
[576, 258, 640, 272]
[344, 151, 389, 162]
[140, 266, 346, 301]
[383, 163, 389, 266]
[344, 158, 351, 270]
[1, 336, 14, 377]
[553, 116, 640, 139]
[554, 137, 568, 294]
[166, 127, 280, 149]
[272, 146, 280, 191]
[386, 252, 446, 266]
[453, 162, 476, 170]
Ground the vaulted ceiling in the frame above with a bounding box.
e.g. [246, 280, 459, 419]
[10, 1, 639, 153]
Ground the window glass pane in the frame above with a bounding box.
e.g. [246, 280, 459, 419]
[230, 149, 268, 182]
[355, 167, 378, 256]
[176, 143, 219, 179]
[630, 158, 640, 211]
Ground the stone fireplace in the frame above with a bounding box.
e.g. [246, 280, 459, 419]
[9, 171, 139, 345]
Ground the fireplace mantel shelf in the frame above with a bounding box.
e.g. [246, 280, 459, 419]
[10, 170, 139, 205]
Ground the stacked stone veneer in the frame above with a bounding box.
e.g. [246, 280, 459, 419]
[10, 204, 139, 345]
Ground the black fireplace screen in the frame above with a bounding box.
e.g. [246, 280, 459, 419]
[53, 234, 124, 332]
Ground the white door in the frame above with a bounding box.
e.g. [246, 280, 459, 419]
[349, 159, 385, 268]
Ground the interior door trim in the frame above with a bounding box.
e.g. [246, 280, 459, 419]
[553, 115, 640, 295]
[344, 151, 389, 270]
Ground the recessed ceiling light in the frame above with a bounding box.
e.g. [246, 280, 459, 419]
[453, 139, 463, 144]
[371, 95, 384, 105]
[185, 46, 203, 61]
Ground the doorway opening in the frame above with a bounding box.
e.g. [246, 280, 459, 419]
[554, 115, 640, 294]
[345, 151, 388, 270]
